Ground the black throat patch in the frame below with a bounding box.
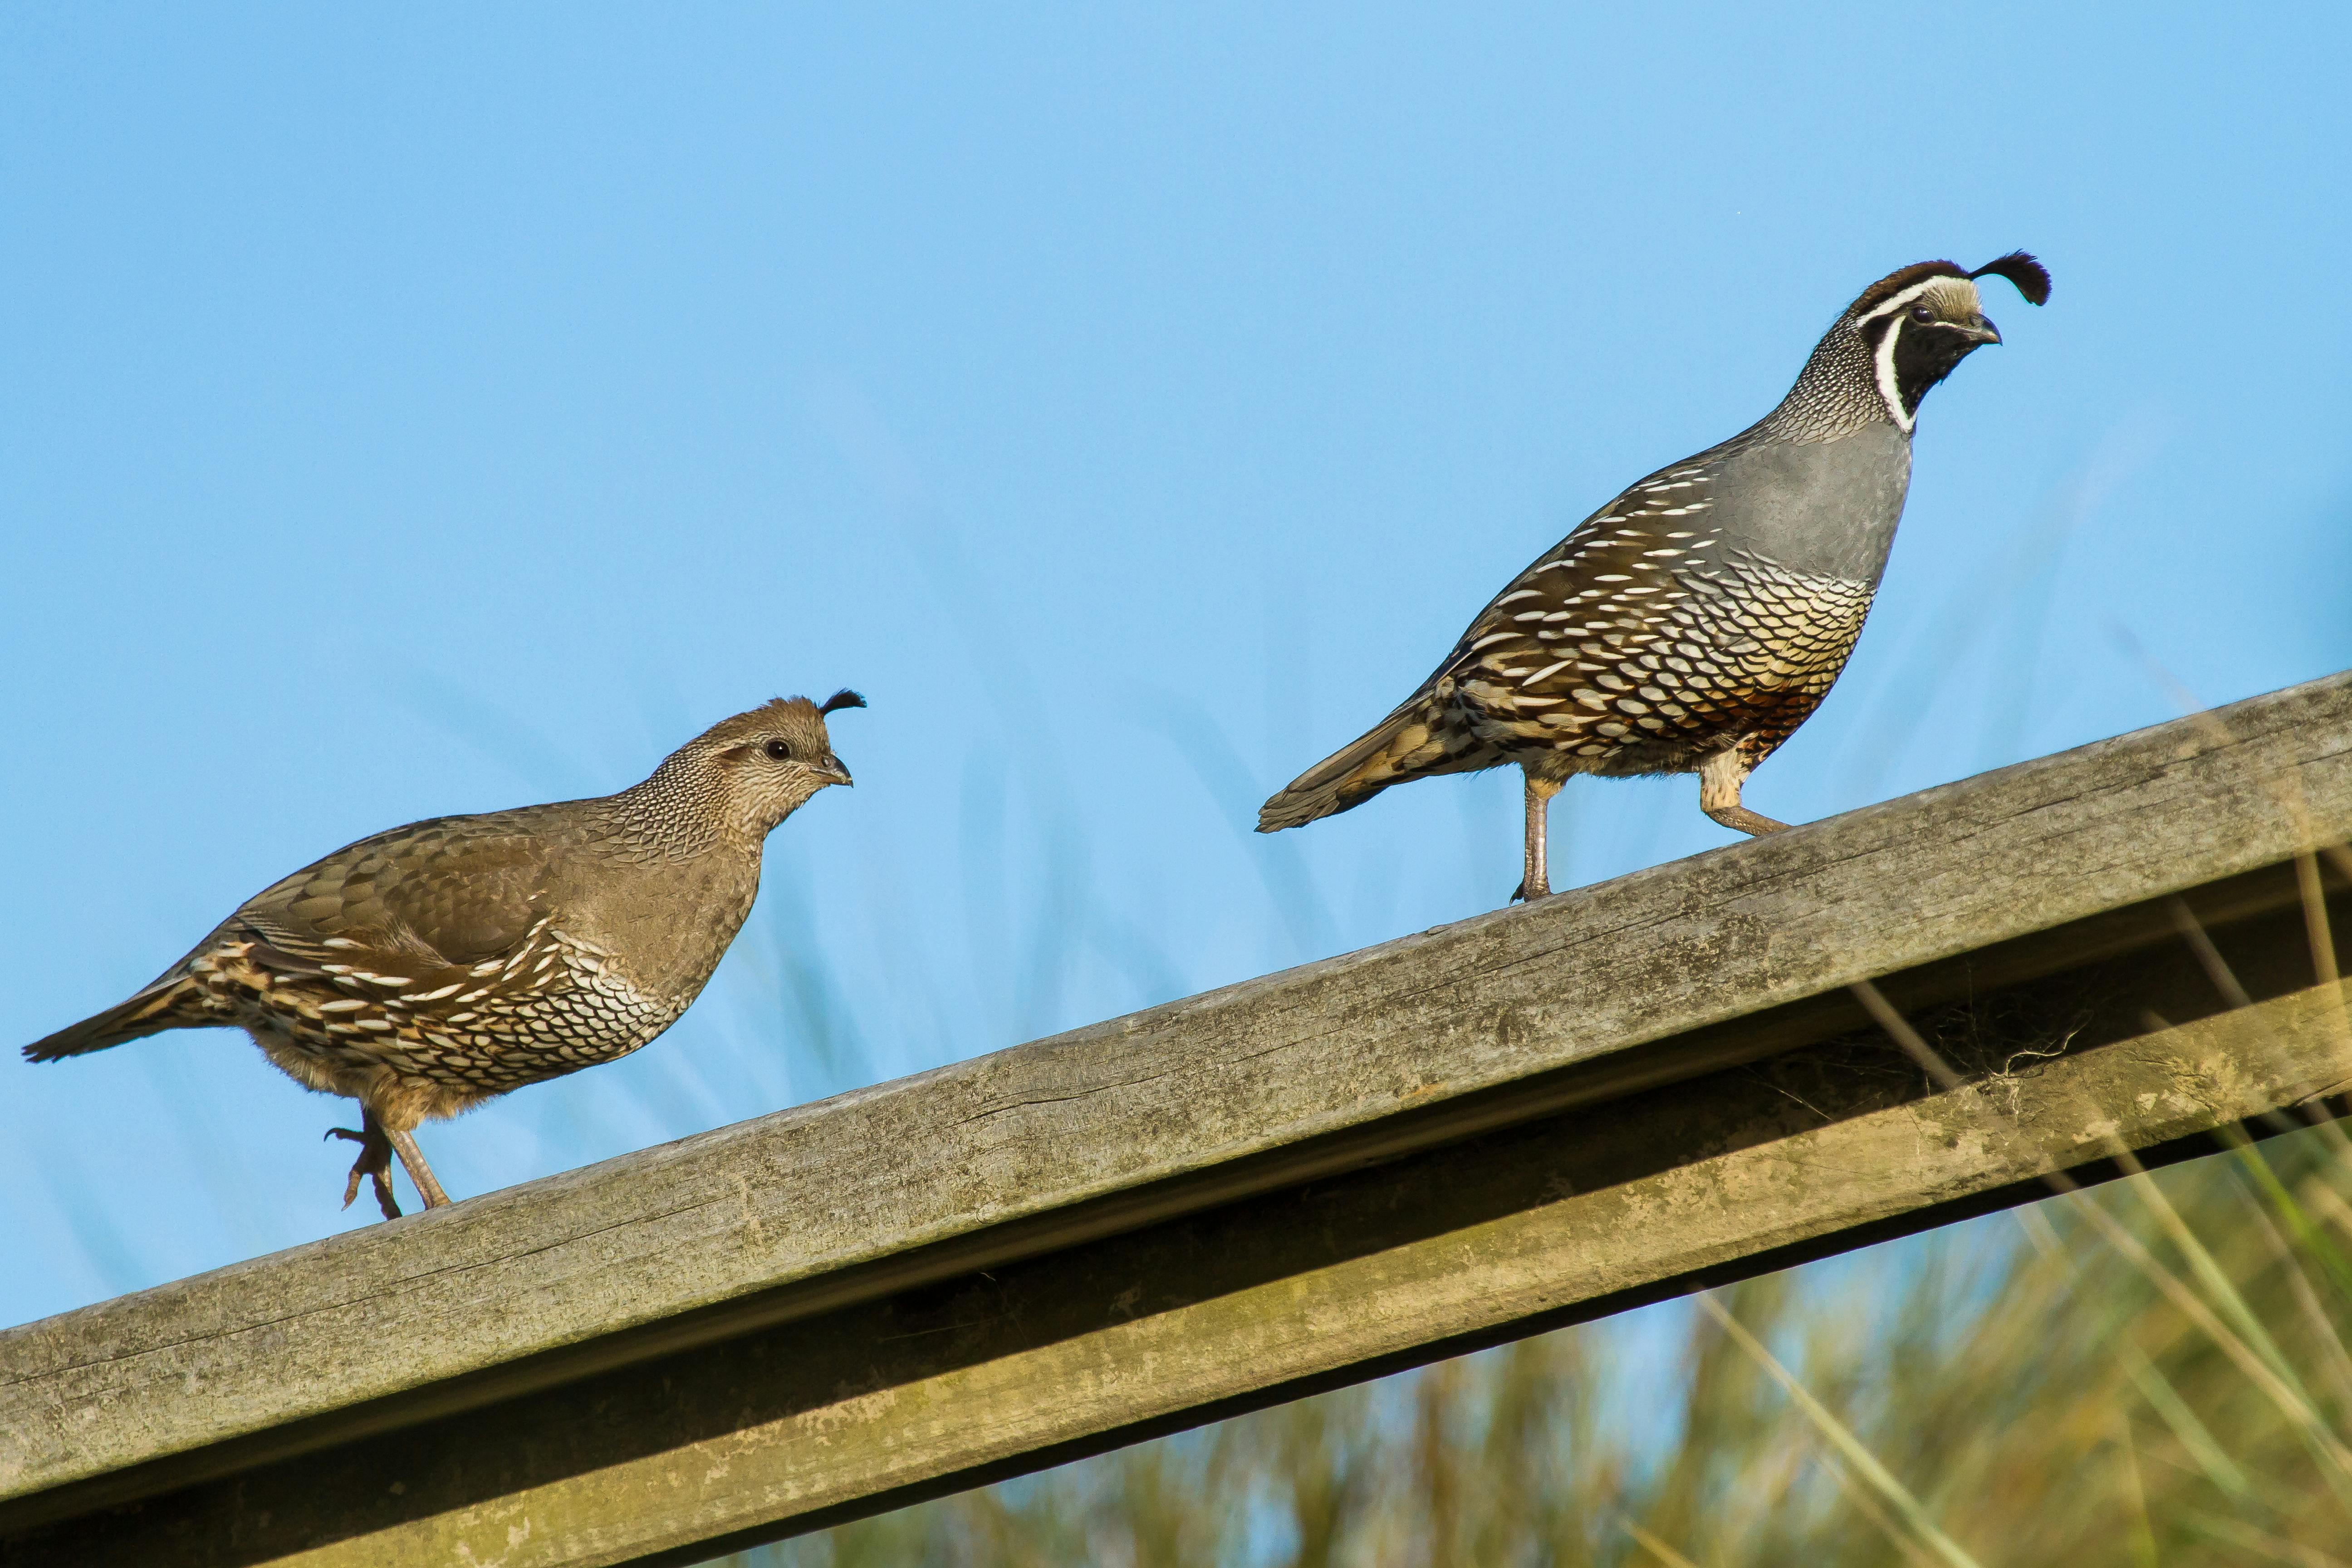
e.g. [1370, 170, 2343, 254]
[1867, 316, 1985, 421]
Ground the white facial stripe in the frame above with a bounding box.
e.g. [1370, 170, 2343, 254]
[1852, 276, 1950, 325]
[1873, 314, 1914, 433]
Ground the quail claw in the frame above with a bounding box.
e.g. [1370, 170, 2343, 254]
[327, 1122, 402, 1220]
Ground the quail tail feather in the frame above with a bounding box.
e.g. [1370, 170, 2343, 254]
[1258, 698, 1472, 832]
[22, 979, 201, 1062]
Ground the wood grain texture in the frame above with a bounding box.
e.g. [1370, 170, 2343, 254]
[3, 671, 2349, 1531]
[20, 975, 2352, 1567]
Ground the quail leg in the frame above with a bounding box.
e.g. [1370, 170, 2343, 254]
[1700, 748, 1793, 838]
[1511, 770, 1566, 902]
[327, 1111, 401, 1220]
[386, 1127, 453, 1210]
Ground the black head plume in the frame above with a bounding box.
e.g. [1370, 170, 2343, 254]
[818, 689, 867, 717]
[1967, 251, 2052, 306]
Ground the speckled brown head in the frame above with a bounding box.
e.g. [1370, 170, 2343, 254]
[650, 689, 867, 840]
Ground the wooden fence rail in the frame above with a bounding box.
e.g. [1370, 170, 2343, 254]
[5, 671, 2351, 1567]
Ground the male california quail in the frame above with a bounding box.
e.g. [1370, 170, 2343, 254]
[1258, 253, 2051, 900]
[24, 691, 865, 1219]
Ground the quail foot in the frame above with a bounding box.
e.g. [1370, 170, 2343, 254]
[1258, 253, 2050, 902]
[25, 690, 866, 1220]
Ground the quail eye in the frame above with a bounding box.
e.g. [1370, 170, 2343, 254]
[1909, 304, 1935, 323]
[763, 739, 792, 761]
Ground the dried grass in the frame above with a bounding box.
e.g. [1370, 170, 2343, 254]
[727, 1111, 2352, 1568]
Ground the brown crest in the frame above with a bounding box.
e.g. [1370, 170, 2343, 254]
[1844, 261, 1971, 320]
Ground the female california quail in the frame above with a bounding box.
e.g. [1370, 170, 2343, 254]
[24, 691, 866, 1219]
[1258, 253, 2051, 901]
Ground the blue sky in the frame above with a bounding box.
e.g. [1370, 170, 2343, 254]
[2, 4, 2347, 1326]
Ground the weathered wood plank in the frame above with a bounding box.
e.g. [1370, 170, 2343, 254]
[380, 982, 2352, 1568]
[20, 970, 2352, 1566]
[2, 671, 2349, 1553]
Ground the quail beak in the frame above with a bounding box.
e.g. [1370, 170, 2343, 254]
[1965, 315, 2002, 346]
[818, 755, 853, 787]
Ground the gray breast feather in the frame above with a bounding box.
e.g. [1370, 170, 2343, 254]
[1704, 423, 1911, 585]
